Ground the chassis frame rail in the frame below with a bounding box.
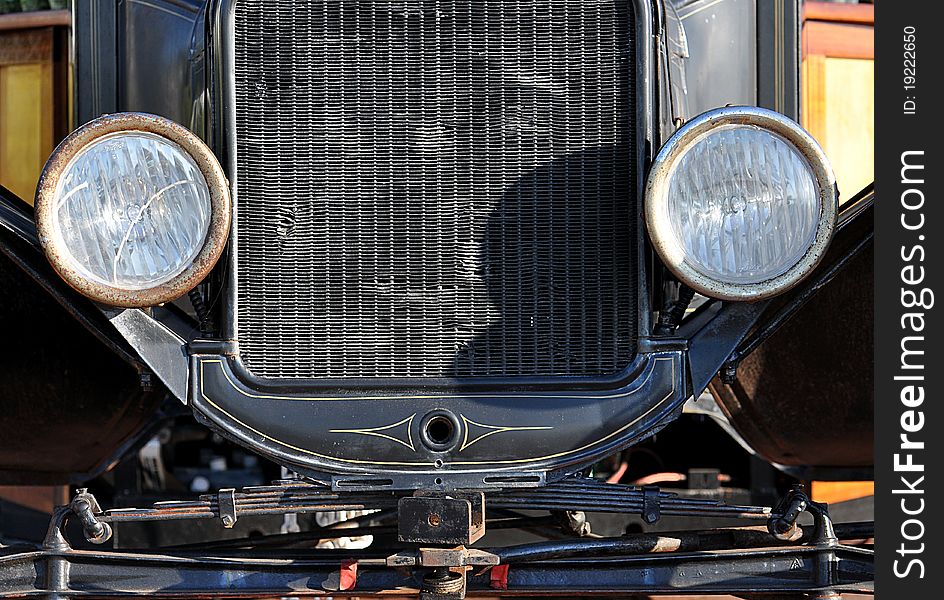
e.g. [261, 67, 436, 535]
[0, 544, 873, 598]
[0, 481, 873, 599]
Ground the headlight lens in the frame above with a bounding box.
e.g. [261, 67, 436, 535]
[646, 107, 837, 300]
[35, 113, 231, 307]
[53, 132, 212, 290]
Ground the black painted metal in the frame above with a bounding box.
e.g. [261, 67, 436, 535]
[669, 0, 758, 118]
[116, 0, 203, 128]
[0, 542, 873, 597]
[74, 0, 119, 125]
[397, 492, 484, 545]
[756, 0, 800, 120]
[75, 0, 205, 128]
[189, 349, 685, 488]
[684, 300, 770, 399]
[0, 187, 170, 484]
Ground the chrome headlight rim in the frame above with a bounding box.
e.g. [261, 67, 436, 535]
[645, 106, 838, 302]
[34, 112, 231, 308]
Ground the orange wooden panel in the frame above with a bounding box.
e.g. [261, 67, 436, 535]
[811, 481, 874, 505]
[0, 485, 68, 514]
[803, 21, 874, 60]
[804, 1, 874, 26]
[0, 9, 70, 32]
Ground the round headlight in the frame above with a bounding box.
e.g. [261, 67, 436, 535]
[645, 107, 837, 301]
[35, 113, 231, 307]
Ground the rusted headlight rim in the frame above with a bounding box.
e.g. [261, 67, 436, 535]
[644, 106, 838, 302]
[34, 112, 232, 308]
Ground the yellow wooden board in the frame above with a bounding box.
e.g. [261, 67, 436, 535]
[0, 62, 49, 203]
[0, 25, 59, 206]
[802, 55, 874, 204]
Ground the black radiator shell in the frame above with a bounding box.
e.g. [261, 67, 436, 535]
[195, 0, 667, 488]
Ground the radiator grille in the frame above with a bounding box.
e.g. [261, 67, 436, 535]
[233, 0, 637, 379]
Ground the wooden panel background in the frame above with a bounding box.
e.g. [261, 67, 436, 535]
[0, 10, 69, 204]
[802, 2, 874, 205]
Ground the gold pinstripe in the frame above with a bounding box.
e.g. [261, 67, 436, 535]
[196, 357, 678, 467]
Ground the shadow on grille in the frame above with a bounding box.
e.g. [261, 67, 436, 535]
[451, 145, 636, 376]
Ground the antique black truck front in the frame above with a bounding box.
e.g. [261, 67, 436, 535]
[0, 1, 873, 597]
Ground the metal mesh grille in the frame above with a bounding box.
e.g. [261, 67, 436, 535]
[233, 0, 637, 379]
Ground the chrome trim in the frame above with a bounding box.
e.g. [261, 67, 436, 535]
[645, 106, 838, 301]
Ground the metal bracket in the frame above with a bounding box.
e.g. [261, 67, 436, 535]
[398, 491, 485, 545]
[71, 488, 113, 544]
[769, 484, 838, 547]
[218, 488, 237, 528]
[642, 485, 661, 524]
[386, 547, 499, 569]
[42, 489, 113, 553]
[395, 491, 489, 600]
[105, 308, 189, 402]
[768, 485, 842, 592]
[720, 354, 740, 384]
